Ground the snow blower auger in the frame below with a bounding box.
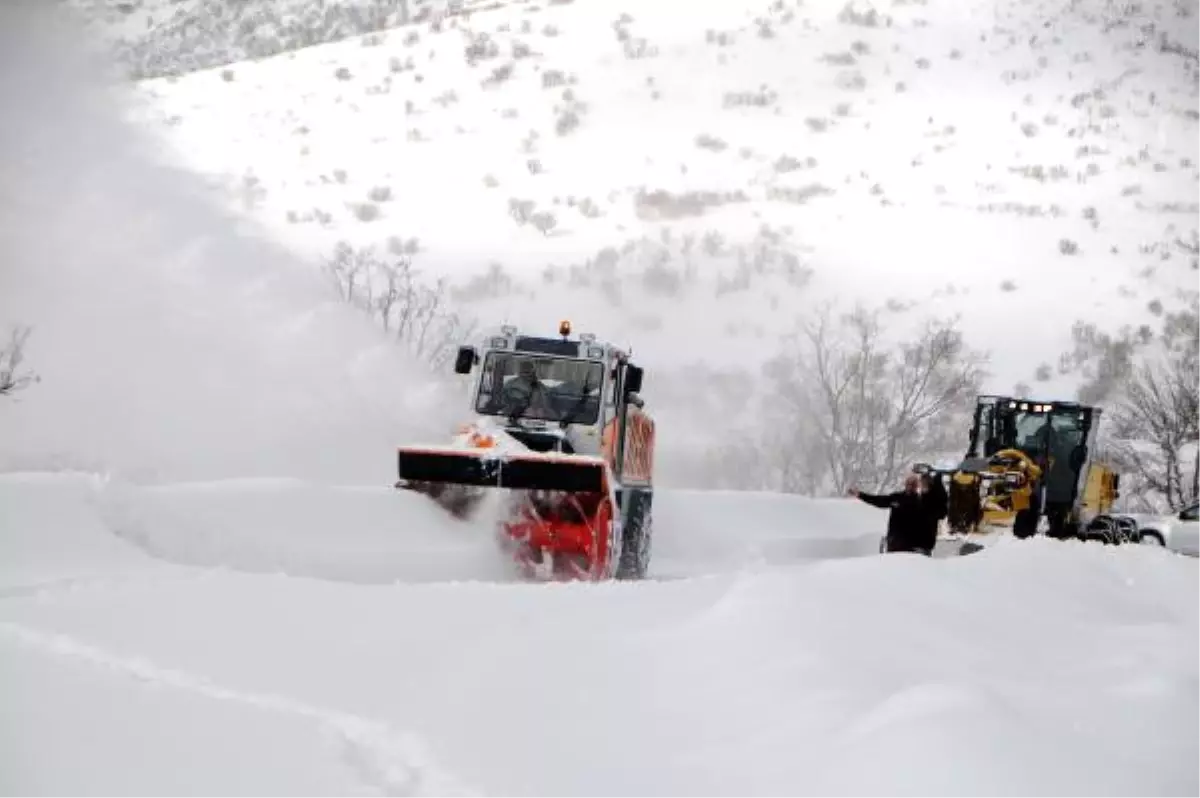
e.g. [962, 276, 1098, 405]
[395, 321, 656, 582]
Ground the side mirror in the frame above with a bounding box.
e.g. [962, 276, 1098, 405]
[454, 346, 476, 375]
[627, 392, 645, 409]
[624, 364, 643, 395]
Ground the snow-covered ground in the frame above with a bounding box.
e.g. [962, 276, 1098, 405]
[3, 473, 1197, 796]
[1, 3, 1197, 794]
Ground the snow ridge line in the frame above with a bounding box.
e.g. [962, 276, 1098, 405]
[0, 621, 477, 798]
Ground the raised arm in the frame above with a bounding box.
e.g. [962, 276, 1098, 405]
[848, 489, 896, 509]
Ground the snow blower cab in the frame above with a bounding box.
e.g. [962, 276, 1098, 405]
[926, 395, 1119, 539]
[395, 321, 656, 581]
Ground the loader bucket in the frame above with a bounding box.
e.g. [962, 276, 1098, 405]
[396, 447, 606, 494]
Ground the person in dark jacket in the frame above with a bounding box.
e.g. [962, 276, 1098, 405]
[920, 472, 948, 546]
[849, 473, 941, 555]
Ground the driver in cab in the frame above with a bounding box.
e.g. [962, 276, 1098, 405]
[501, 358, 553, 417]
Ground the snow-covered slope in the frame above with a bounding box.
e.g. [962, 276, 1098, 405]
[119, 0, 1200, 399]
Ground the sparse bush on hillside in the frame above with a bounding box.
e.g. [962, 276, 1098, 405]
[723, 87, 778, 108]
[1059, 238, 1079, 255]
[774, 154, 816, 173]
[349, 201, 382, 222]
[367, 185, 393, 202]
[464, 31, 500, 64]
[838, 3, 887, 27]
[634, 188, 749, 220]
[767, 184, 835, 205]
[695, 133, 728, 151]
[0, 325, 39, 398]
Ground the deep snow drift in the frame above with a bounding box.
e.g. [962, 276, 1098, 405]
[0, 3, 1197, 796]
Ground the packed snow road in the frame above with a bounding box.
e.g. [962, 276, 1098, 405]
[1, 472, 1196, 796]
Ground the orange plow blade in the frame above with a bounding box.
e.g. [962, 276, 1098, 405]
[395, 446, 618, 580]
[396, 446, 606, 493]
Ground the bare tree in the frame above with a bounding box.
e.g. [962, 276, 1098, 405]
[324, 244, 478, 372]
[763, 303, 987, 495]
[1065, 298, 1200, 510]
[0, 325, 39, 398]
[1108, 355, 1195, 506]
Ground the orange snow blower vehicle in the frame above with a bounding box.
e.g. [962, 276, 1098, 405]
[394, 321, 656, 581]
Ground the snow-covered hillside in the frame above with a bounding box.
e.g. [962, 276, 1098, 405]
[0, 4, 1196, 794]
[115, 0, 1199, 401]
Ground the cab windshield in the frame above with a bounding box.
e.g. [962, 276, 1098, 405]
[474, 352, 604, 425]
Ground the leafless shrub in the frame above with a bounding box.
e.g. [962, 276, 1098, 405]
[324, 243, 476, 371]
[774, 154, 816, 173]
[464, 32, 499, 64]
[805, 117, 830, 132]
[1059, 238, 1079, 255]
[349, 201, 381, 222]
[334, 65, 353, 81]
[633, 188, 749, 219]
[577, 197, 602, 218]
[706, 29, 737, 46]
[221, 68, 235, 82]
[695, 133, 728, 151]
[555, 105, 582, 135]
[0, 325, 39, 398]
[529, 211, 558, 236]
[367, 185, 393, 203]
[1035, 363, 1053, 381]
[767, 184, 835, 204]
[484, 62, 514, 86]
[723, 87, 778, 108]
[542, 69, 567, 88]
[823, 51, 858, 66]
[1000, 279, 1017, 291]
[838, 3, 884, 27]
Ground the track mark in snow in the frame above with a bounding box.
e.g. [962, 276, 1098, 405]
[0, 621, 476, 798]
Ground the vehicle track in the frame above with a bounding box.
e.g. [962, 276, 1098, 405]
[0, 620, 476, 797]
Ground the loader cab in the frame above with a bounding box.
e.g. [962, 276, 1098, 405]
[966, 395, 1101, 525]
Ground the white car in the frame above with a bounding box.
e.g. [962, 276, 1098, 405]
[1119, 501, 1199, 557]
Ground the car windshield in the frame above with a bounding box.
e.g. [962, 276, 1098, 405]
[474, 352, 604, 424]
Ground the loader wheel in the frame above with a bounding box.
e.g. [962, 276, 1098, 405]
[617, 491, 652, 580]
